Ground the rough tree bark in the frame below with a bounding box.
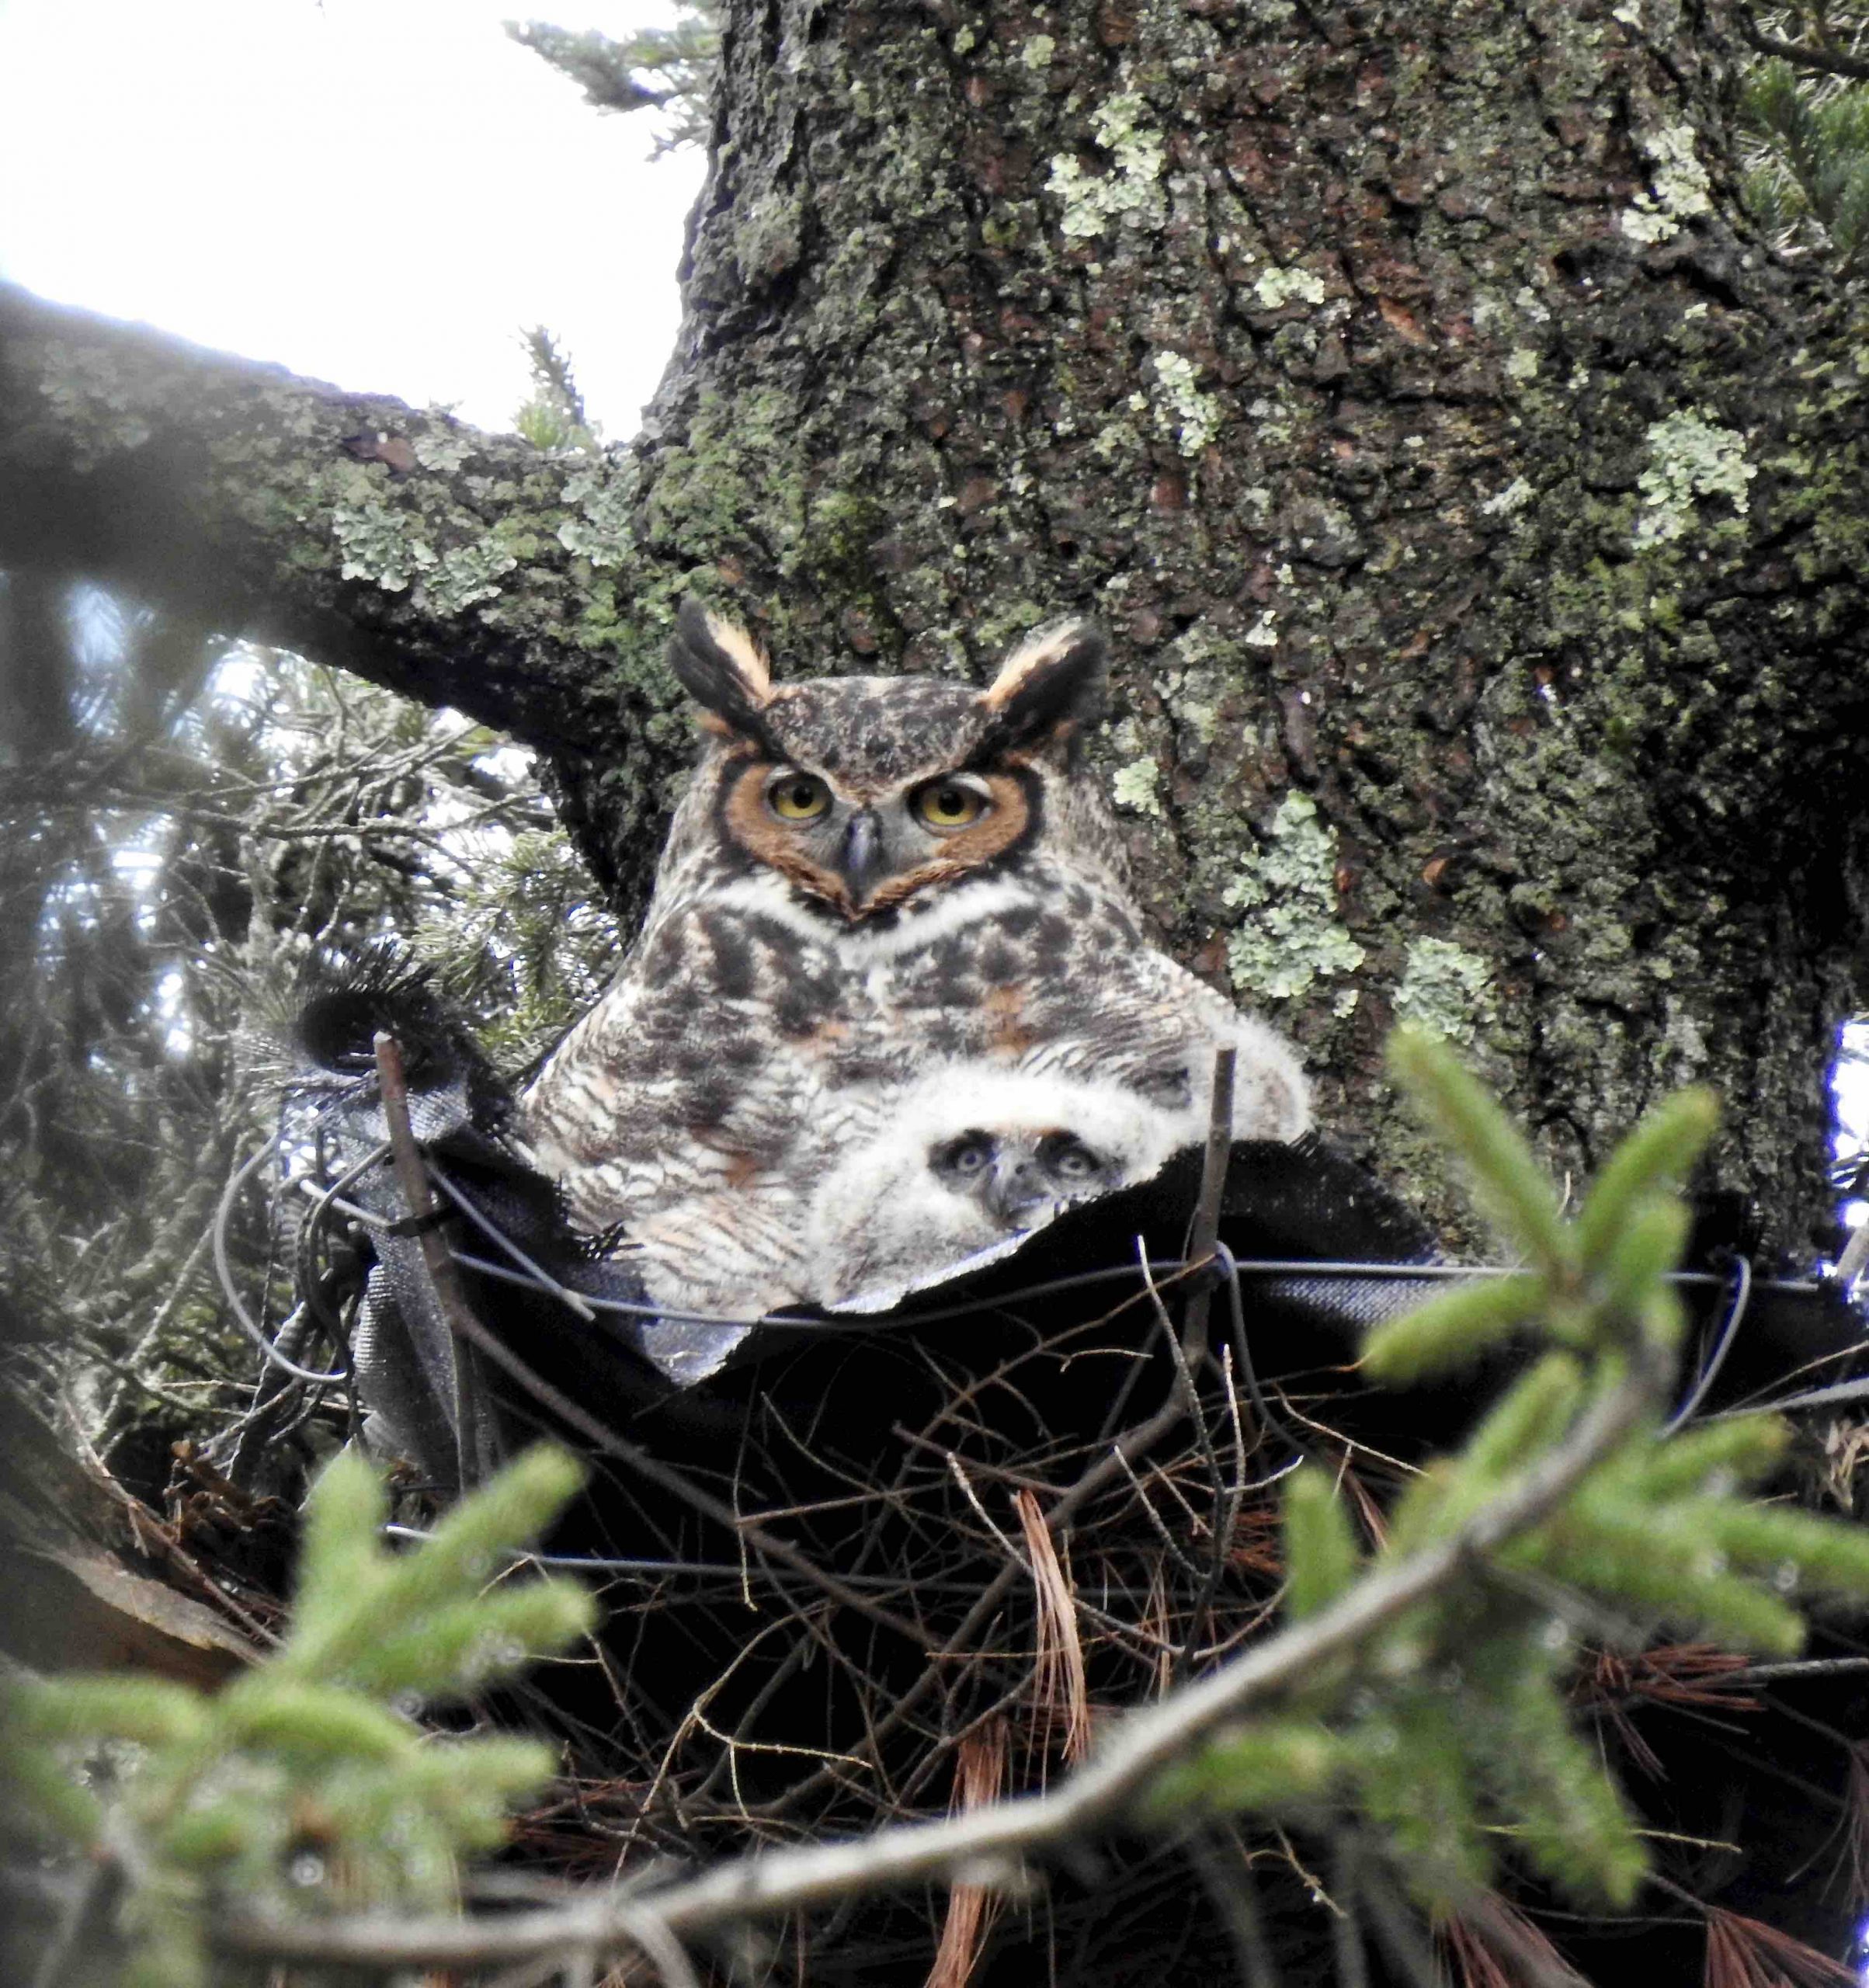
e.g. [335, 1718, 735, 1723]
[3, 0, 1866, 1249]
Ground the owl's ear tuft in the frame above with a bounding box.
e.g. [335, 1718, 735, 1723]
[669, 596, 776, 737]
[976, 620, 1107, 752]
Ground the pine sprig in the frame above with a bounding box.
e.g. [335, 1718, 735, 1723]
[0, 1442, 594, 1988]
[1159, 1030, 1869, 1920]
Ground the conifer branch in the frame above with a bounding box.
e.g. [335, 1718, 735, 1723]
[214, 1343, 1665, 1972]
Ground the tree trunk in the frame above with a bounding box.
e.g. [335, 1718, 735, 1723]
[4, 0, 1866, 1249]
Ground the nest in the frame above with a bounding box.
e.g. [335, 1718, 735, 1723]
[203, 1097, 1869, 1988]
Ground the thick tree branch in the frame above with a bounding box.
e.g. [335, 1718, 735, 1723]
[0, 284, 641, 755]
[216, 1347, 1663, 1972]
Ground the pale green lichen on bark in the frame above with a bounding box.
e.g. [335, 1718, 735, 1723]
[1632, 410, 1756, 548]
[1482, 476, 1535, 517]
[37, 342, 155, 464]
[558, 464, 636, 569]
[423, 538, 519, 615]
[1112, 756, 1165, 816]
[1224, 793, 1367, 1001]
[1151, 352, 1222, 457]
[1252, 264, 1328, 309]
[414, 430, 475, 474]
[332, 499, 436, 593]
[1046, 92, 1166, 239]
[1619, 122, 1712, 243]
[1393, 939, 1496, 1045]
[734, 190, 806, 282]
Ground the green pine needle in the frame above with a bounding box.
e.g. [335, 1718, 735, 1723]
[1361, 1273, 1544, 1384]
[1573, 1089, 1718, 1263]
[4, 1440, 595, 1976]
[1282, 1464, 1364, 1619]
[1140, 1718, 1342, 1816]
[1387, 1028, 1570, 1274]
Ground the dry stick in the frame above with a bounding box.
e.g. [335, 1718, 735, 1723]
[1736, 4, 1869, 80]
[1144, 1049, 1239, 1678]
[216, 1318, 1667, 1972]
[1180, 1046, 1238, 1378]
[367, 1034, 936, 1655]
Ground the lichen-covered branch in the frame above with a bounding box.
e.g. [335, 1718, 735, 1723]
[0, 284, 683, 906]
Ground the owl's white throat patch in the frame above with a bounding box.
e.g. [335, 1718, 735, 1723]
[703, 872, 1043, 962]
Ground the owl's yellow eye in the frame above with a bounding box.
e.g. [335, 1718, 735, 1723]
[766, 772, 832, 822]
[912, 779, 989, 830]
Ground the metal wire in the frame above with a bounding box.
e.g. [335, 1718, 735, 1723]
[1214, 1240, 1318, 1472]
[443, 1242, 1206, 1333]
[1666, 1253, 1754, 1431]
[248, 1115, 1859, 1444]
[214, 1138, 353, 1385]
[428, 1163, 596, 1322]
[379, 1526, 995, 1596]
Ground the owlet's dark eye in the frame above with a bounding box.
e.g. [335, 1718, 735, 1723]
[1040, 1134, 1106, 1183]
[937, 1134, 995, 1177]
[912, 780, 988, 830]
[766, 772, 832, 822]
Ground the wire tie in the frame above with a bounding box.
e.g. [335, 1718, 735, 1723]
[1181, 1240, 1236, 1296]
[383, 1207, 452, 1239]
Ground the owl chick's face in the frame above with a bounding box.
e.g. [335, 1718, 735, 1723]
[929, 1124, 1123, 1224]
[807, 1066, 1190, 1312]
[666, 600, 1106, 923]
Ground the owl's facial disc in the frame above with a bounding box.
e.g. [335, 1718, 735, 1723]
[725, 759, 1032, 920]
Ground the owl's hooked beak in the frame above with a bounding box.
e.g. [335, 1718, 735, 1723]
[982, 1154, 1050, 1226]
[838, 808, 887, 904]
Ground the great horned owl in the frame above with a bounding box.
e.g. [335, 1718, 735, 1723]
[804, 1065, 1191, 1315]
[519, 600, 1308, 1318]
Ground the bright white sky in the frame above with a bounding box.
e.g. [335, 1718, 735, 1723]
[0, 0, 703, 436]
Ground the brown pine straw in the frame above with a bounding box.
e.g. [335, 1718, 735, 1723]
[1437, 1892, 1588, 1988]
[1701, 1903, 1857, 1986]
[1016, 1487, 1092, 1768]
[1574, 1643, 1762, 1780]
[1844, 1743, 1869, 1906]
[925, 1715, 1011, 1988]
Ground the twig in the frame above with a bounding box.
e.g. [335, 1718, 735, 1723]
[1738, 5, 1869, 79]
[215, 1344, 1664, 1970]
[1179, 1048, 1238, 1376]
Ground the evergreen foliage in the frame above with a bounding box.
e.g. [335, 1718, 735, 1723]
[507, 7, 721, 156]
[0, 1443, 594, 1988]
[0, 575, 617, 1467]
[1147, 1032, 1869, 1920]
[512, 325, 601, 454]
[1739, 7, 1869, 266]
